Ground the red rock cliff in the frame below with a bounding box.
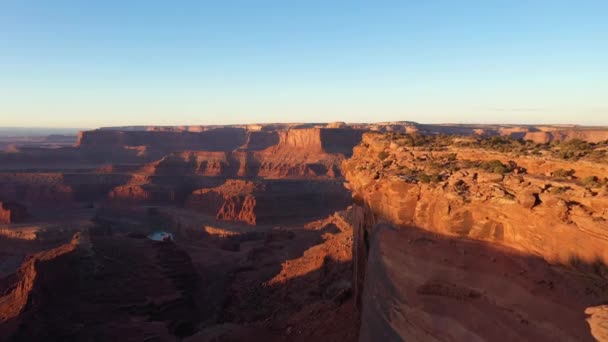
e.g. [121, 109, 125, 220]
[0, 233, 82, 323]
[0, 202, 28, 224]
[344, 133, 608, 341]
[344, 133, 608, 265]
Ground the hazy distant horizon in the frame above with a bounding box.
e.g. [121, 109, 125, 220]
[1, 120, 607, 134]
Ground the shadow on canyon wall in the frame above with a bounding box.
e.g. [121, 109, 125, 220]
[354, 216, 608, 342]
[0, 215, 355, 342]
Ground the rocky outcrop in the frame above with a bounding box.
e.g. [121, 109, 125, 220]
[0, 233, 82, 323]
[274, 128, 364, 155]
[186, 180, 259, 224]
[0, 202, 27, 224]
[186, 179, 352, 224]
[344, 133, 608, 266]
[586, 305, 608, 341]
[351, 206, 605, 341]
[238, 131, 280, 151]
[344, 133, 608, 341]
[522, 129, 608, 144]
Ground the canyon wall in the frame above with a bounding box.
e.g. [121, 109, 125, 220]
[0, 173, 132, 204]
[0, 233, 81, 323]
[76, 127, 249, 152]
[350, 204, 605, 341]
[344, 133, 608, 266]
[186, 179, 352, 224]
[344, 133, 608, 341]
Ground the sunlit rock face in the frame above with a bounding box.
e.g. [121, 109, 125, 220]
[0, 201, 28, 224]
[344, 133, 608, 265]
[344, 132, 608, 341]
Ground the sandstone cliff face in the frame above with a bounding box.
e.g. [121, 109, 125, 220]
[0, 233, 81, 323]
[0, 202, 27, 224]
[0, 174, 74, 204]
[274, 128, 363, 155]
[104, 127, 362, 206]
[277, 128, 324, 152]
[76, 127, 248, 152]
[350, 205, 606, 341]
[344, 133, 608, 266]
[186, 180, 259, 225]
[238, 131, 280, 151]
[344, 133, 608, 341]
[523, 129, 608, 144]
[186, 179, 352, 224]
[0, 173, 133, 204]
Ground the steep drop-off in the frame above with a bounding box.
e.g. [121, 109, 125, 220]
[344, 133, 608, 341]
[344, 133, 608, 265]
[186, 179, 352, 224]
[0, 233, 82, 323]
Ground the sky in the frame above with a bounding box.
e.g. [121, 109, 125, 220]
[0, 1, 607, 128]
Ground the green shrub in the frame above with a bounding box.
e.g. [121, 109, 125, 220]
[550, 186, 570, 194]
[552, 168, 575, 179]
[581, 176, 602, 188]
[377, 151, 390, 160]
[418, 172, 441, 184]
[492, 165, 508, 174]
[479, 160, 510, 174]
[418, 174, 431, 183]
[555, 139, 592, 160]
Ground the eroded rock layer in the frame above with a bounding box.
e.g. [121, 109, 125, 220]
[2, 123, 608, 342]
[344, 133, 608, 341]
[0, 202, 27, 224]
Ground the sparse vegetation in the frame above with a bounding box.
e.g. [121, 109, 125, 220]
[555, 139, 591, 160]
[389, 133, 454, 149]
[418, 172, 442, 184]
[550, 186, 570, 194]
[479, 160, 510, 174]
[455, 136, 545, 156]
[450, 135, 608, 163]
[377, 150, 390, 161]
[581, 176, 603, 188]
[552, 168, 575, 179]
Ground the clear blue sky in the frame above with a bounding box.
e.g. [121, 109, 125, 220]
[1, 1, 607, 127]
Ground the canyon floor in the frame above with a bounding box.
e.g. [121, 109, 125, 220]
[1, 122, 608, 341]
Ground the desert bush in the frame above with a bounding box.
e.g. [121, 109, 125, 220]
[581, 176, 602, 188]
[550, 186, 570, 194]
[397, 167, 416, 176]
[377, 151, 390, 161]
[552, 168, 576, 179]
[479, 160, 510, 174]
[418, 172, 441, 184]
[555, 139, 592, 160]
[475, 136, 535, 154]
